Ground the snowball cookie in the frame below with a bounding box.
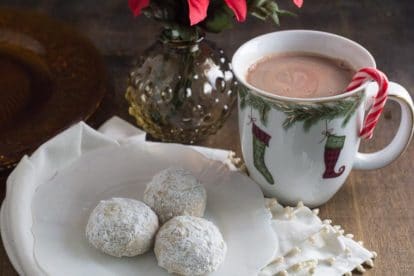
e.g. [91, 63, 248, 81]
[154, 216, 227, 275]
[85, 197, 159, 257]
[143, 167, 207, 224]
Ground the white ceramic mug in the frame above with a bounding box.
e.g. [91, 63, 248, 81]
[232, 30, 414, 207]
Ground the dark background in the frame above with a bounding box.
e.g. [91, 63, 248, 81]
[2, 0, 413, 132]
[1, 1, 414, 275]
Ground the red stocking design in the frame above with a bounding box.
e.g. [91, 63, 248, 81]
[322, 134, 346, 179]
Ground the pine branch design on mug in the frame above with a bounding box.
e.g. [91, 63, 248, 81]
[239, 87, 272, 126]
[239, 88, 364, 131]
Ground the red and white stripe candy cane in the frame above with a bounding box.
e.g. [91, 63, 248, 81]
[345, 67, 389, 139]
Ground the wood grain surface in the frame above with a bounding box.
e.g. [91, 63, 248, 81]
[1, 0, 413, 275]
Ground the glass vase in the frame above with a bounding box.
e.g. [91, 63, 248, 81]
[125, 32, 237, 144]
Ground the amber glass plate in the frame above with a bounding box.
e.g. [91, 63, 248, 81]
[0, 8, 108, 170]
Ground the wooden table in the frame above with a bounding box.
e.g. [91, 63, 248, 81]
[1, 0, 413, 275]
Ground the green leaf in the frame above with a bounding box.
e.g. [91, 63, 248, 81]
[248, 0, 298, 26]
[251, 11, 267, 20]
[202, 8, 234, 33]
[276, 9, 297, 17]
[249, 0, 267, 7]
[271, 12, 280, 25]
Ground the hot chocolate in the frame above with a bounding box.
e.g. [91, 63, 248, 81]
[246, 52, 356, 98]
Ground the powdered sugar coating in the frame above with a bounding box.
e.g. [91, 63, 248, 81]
[154, 216, 227, 275]
[143, 167, 207, 224]
[85, 198, 159, 257]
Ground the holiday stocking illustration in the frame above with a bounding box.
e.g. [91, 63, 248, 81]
[322, 134, 346, 178]
[252, 122, 274, 184]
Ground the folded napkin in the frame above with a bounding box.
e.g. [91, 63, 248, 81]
[260, 199, 375, 275]
[99, 117, 240, 171]
[100, 117, 376, 276]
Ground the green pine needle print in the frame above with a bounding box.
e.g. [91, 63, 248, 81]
[239, 88, 363, 131]
[279, 100, 361, 131]
[239, 87, 272, 125]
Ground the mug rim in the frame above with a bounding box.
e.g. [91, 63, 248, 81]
[232, 29, 377, 103]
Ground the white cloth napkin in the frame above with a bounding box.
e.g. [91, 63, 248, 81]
[99, 117, 239, 171]
[99, 117, 376, 276]
[260, 199, 375, 275]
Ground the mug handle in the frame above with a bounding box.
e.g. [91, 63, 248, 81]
[353, 81, 414, 170]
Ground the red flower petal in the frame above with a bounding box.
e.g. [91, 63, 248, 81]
[128, 0, 150, 16]
[293, 0, 303, 8]
[224, 0, 247, 22]
[188, 0, 210, 25]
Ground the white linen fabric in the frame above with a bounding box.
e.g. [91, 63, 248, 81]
[260, 199, 374, 275]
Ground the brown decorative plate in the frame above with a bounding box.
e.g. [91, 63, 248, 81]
[0, 8, 108, 170]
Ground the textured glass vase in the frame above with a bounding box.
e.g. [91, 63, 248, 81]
[125, 33, 237, 144]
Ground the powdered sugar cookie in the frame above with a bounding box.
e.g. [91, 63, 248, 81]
[154, 216, 227, 275]
[143, 167, 207, 223]
[86, 197, 159, 257]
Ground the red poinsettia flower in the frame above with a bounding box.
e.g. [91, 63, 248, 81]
[187, 0, 210, 26]
[188, 0, 247, 25]
[129, 0, 302, 24]
[128, 0, 149, 16]
[293, 0, 303, 8]
[224, 0, 247, 22]
[128, 0, 247, 25]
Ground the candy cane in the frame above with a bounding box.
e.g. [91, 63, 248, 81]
[345, 67, 389, 139]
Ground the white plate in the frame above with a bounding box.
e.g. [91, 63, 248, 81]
[1, 122, 277, 276]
